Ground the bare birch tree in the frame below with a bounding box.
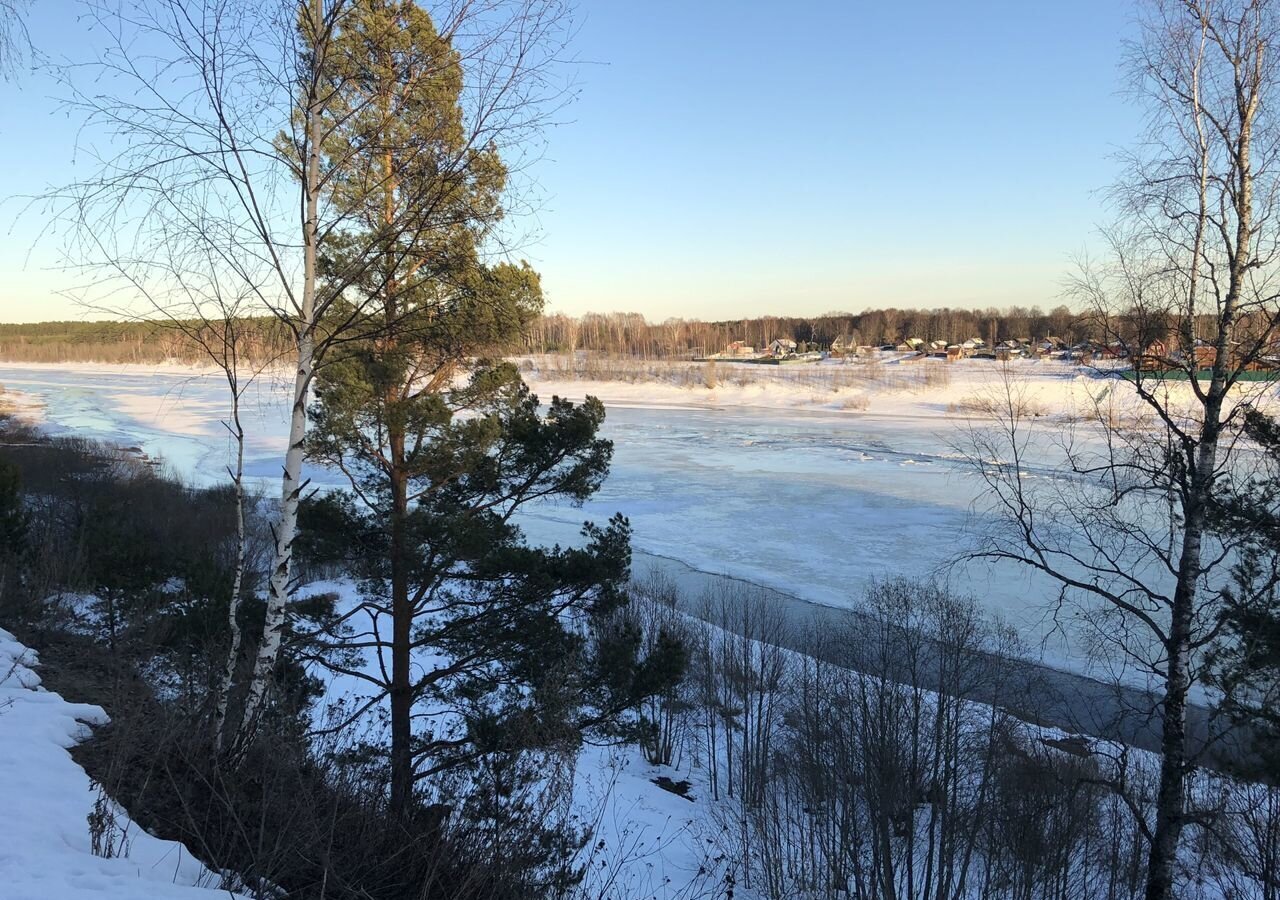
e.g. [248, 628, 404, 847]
[58, 207, 277, 749]
[0, 0, 31, 80]
[52, 0, 572, 750]
[963, 3, 1280, 898]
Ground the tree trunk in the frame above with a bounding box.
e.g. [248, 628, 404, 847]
[387, 340, 412, 810]
[1146, 21, 1255, 897]
[238, 0, 325, 740]
[214, 382, 247, 752]
[242, 329, 314, 735]
[1144, 535, 1197, 900]
[378, 119, 416, 813]
[388, 460, 412, 813]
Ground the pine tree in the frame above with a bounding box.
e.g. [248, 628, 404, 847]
[298, 0, 682, 820]
[1208, 407, 1280, 780]
[304, 361, 636, 813]
[303, 0, 520, 813]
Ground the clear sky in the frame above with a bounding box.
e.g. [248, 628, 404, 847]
[0, 0, 1138, 323]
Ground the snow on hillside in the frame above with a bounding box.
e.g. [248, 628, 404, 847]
[296, 574, 1259, 900]
[301, 578, 734, 900]
[0, 628, 245, 900]
[571, 743, 731, 900]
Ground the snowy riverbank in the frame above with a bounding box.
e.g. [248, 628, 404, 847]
[0, 628, 246, 900]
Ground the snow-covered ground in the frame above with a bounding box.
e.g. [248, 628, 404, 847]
[301, 577, 731, 900]
[0, 628, 245, 900]
[0, 575, 720, 900]
[296, 577, 1259, 900]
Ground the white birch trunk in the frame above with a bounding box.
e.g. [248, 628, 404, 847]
[213, 384, 247, 752]
[236, 0, 324, 738]
[239, 340, 313, 734]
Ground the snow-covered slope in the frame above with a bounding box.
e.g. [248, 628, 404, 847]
[0, 628, 244, 900]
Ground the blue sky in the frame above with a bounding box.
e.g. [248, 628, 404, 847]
[0, 0, 1137, 323]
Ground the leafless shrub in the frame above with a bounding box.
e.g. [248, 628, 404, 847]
[518, 352, 968, 401]
[1200, 779, 1280, 900]
[923, 362, 953, 389]
[87, 784, 133, 860]
[625, 575, 1204, 900]
[623, 573, 697, 768]
[947, 392, 1049, 418]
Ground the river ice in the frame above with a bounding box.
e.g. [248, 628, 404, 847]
[0, 362, 1090, 666]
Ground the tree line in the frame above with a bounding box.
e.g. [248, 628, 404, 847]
[0, 305, 1100, 364]
[525, 306, 1093, 357]
[2, 303, 1262, 366]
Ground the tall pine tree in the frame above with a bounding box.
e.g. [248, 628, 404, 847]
[302, 0, 680, 817]
[310, 0, 514, 813]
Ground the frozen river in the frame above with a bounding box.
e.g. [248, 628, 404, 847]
[2, 362, 1243, 758]
[0, 363, 1055, 654]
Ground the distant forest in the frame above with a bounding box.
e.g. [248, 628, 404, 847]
[0, 318, 298, 365]
[0, 305, 1095, 364]
[529, 305, 1094, 357]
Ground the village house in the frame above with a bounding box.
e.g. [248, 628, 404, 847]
[1134, 337, 1280, 374]
[994, 340, 1027, 361]
[1034, 336, 1066, 358]
[1192, 345, 1218, 370]
[1189, 342, 1273, 372]
[768, 338, 798, 357]
[1134, 338, 1175, 372]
